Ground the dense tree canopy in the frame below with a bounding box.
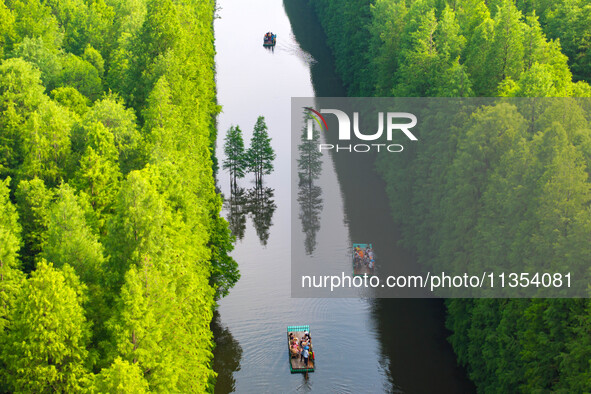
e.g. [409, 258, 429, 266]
[0, 0, 237, 391]
[310, 0, 591, 391]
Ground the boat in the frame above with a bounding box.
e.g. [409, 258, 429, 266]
[353, 243, 375, 276]
[287, 325, 315, 373]
[263, 32, 276, 46]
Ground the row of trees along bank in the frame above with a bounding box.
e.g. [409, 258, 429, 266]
[0, 0, 238, 392]
[308, 0, 591, 391]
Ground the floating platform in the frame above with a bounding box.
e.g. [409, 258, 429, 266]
[287, 325, 315, 373]
[353, 243, 375, 276]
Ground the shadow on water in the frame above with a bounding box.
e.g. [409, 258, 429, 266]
[282, 0, 345, 97]
[211, 311, 242, 394]
[284, 0, 476, 392]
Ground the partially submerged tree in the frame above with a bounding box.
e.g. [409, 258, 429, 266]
[222, 125, 246, 191]
[246, 116, 275, 187]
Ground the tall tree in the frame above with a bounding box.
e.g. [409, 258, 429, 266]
[72, 121, 122, 233]
[0, 177, 23, 332]
[106, 169, 170, 284]
[222, 125, 246, 191]
[0, 58, 46, 179]
[43, 184, 105, 285]
[1, 260, 91, 393]
[19, 100, 74, 187]
[14, 178, 53, 272]
[483, 0, 526, 95]
[246, 116, 275, 186]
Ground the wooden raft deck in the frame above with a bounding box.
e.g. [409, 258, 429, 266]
[287, 325, 315, 373]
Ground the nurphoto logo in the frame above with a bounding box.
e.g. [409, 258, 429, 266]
[304, 107, 418, 153]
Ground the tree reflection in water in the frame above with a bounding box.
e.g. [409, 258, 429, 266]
[224, 187, 247, 241]
[246, 186, 277, 246]
[297, 115, 323, 255]
[225, 185, 277, 247]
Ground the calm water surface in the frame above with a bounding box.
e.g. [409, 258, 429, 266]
[212, 1, 475, 392]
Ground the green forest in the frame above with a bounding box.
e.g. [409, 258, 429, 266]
[0, 0, 238, 392]
[309, 0, 591, 391]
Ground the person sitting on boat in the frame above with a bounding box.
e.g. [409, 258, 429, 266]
[290, 337, 299, 357]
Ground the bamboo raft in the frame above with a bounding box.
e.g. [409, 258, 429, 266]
[353, 243, 375, 276]
[287, 325, 315, 373]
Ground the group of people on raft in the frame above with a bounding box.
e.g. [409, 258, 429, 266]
[289, 331, 313, 366]
[264, 32, 276, 42]
[354, 245, 375, 270]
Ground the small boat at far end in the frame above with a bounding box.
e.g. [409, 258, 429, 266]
[263, 32, 276, 46]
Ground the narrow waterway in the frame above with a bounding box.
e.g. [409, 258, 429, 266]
[212, 0, 475, 392]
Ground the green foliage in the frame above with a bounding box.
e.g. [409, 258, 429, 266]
[311, 0, 591, 392]
[10, 36, 62, 89]
[14, 177, 52, 272]
[0, 1, 16, 58]
[106, 169, 169, 282]
[73, 121, 122, 232]
[310, 0, 373, 95]
[525, 0, 591, 83]
[223, 125, 247, 190]
[0, 177, 23, 333]
[59, 53, 103, 101]
[0, 260, 91, 393]
[51, 86, 89, 116]
[93, 357, 149, 393]
[19, 100, 75, 186]
[0, 0, 236, 391]
[0, 177, 21, 274]
[7, 0, 62, 50]
[0, 57, 45, 178]
[246, 116, 276, 186]
[317, 0, 589, 97]
[76, 95, 144, 173]
[43, 184, 105, 284]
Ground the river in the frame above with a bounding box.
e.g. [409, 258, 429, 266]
[212, 0, 475, 392]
